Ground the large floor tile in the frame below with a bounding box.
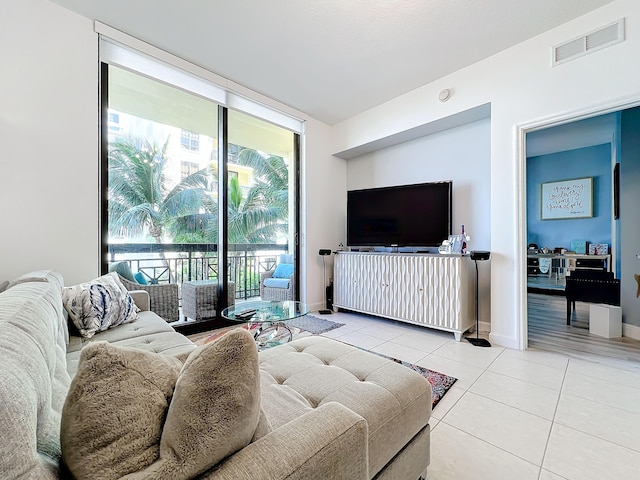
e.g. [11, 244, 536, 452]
[416, 354, 484, 390]
[327, 312, 378, 328]
[431, 340, 504, 369]
[502, 346, 570, 370]
[389, 329, 452, 354]
[369, 340, 428, 364]
[567, 357, 640, 388]
[428, 416, 440, 430]
[442, 392, 551, 465]
[554, 393, 640, 452]
[562, 369, 640, 415]
[488, 353, 565, 390]
[470, 370, 560, 420]
[428, 423, 540, 480]
[539, 469, 568, 480]
[359, 323, 405, 341]
[431, 386, 465, 420]
[334, 330, 385, 350]
[544, 423, 640, 480]
[318, 326, 349, 339]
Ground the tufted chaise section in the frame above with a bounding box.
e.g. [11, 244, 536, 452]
[66, 309, 196, 376]
[258, 336, 432, 478]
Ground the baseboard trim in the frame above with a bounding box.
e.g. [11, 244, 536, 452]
[478, 320, 491, 333]
[623, 322, 640, 341]
[488, 331, 519, 349]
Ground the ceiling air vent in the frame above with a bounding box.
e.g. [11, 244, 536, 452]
[552, 18, 625, 66]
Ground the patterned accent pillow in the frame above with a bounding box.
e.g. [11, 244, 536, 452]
[62, 272, 139, 338]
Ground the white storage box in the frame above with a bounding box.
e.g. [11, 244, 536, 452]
[589, 304, 622, 338]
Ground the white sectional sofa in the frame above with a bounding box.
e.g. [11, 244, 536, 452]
[0, 270, 432, 479]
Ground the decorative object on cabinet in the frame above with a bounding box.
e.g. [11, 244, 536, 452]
[538, 257, 552, 275]
[447, 235, 465, 254]
[541, 177, 593, 220]
[570, 239, 587, 254]
[588, 243, 609, 255]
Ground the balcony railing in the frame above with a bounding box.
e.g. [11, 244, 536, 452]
[108, 243, 288, 300]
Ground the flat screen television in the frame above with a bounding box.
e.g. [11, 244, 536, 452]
[347, 181, 452, 248]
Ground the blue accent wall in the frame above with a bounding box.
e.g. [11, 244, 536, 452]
[527, 144, 612, 251]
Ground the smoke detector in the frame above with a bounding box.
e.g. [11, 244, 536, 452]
[438, 89, 452, 102]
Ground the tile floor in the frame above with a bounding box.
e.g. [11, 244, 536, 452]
[314, 310, 640, 480]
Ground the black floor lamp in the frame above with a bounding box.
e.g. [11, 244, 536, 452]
[467, 250, 491, 347]
[319, 249, 332, 314]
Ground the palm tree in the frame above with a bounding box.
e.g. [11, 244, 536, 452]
[169, 147, 290, 245]
[108, 136, 214, 281]
[108, 136, 213, 243]
[228, 148, 289, 243]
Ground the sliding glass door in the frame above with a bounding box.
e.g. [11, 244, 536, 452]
[102, 63, 299, 331]
[227, 110, 298, 308]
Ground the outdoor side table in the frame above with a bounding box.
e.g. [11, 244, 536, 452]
[182, 280, 235, 321]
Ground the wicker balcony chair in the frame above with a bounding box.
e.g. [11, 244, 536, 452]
[109, 262, 180, 323]
[260, 254, 296, 301]
[117, 275, 180, 323]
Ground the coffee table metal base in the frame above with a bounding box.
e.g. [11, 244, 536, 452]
[251, 321, 293, 350]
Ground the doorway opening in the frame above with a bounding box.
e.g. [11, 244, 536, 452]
[522, 106, 640, 361]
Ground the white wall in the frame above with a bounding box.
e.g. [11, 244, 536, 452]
[346, 118, 492, 327]
[526, 113, 618, 158]
[302, 119, 348, 311]
[0, 0, 342, 303]
[1, 0, 99, 285]
[332, 0, 640, 348]
[346, 118, 491, 249]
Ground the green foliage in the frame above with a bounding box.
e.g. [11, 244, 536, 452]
[228, 148, 289, 243]
[108, 136, 213, 242]
[108, 136, 289, 244]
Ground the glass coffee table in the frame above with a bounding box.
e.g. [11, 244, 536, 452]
[221, 300, 310, 350]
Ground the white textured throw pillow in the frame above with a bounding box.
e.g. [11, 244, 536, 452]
[62, 272, 139, 338]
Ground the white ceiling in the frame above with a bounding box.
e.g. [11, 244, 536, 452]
[50, 0, 615, 125]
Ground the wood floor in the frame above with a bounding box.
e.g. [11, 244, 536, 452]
[528, 292, 640, 363]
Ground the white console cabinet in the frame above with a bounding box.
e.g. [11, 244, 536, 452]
[333, 252, 475, 341]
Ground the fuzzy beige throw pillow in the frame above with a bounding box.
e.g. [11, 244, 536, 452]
[60, 342, 183, 479]
[124, 327, 261, 479]
[61, 328, 262, 480]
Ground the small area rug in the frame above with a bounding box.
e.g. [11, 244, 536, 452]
[363, 349, 458, 409]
